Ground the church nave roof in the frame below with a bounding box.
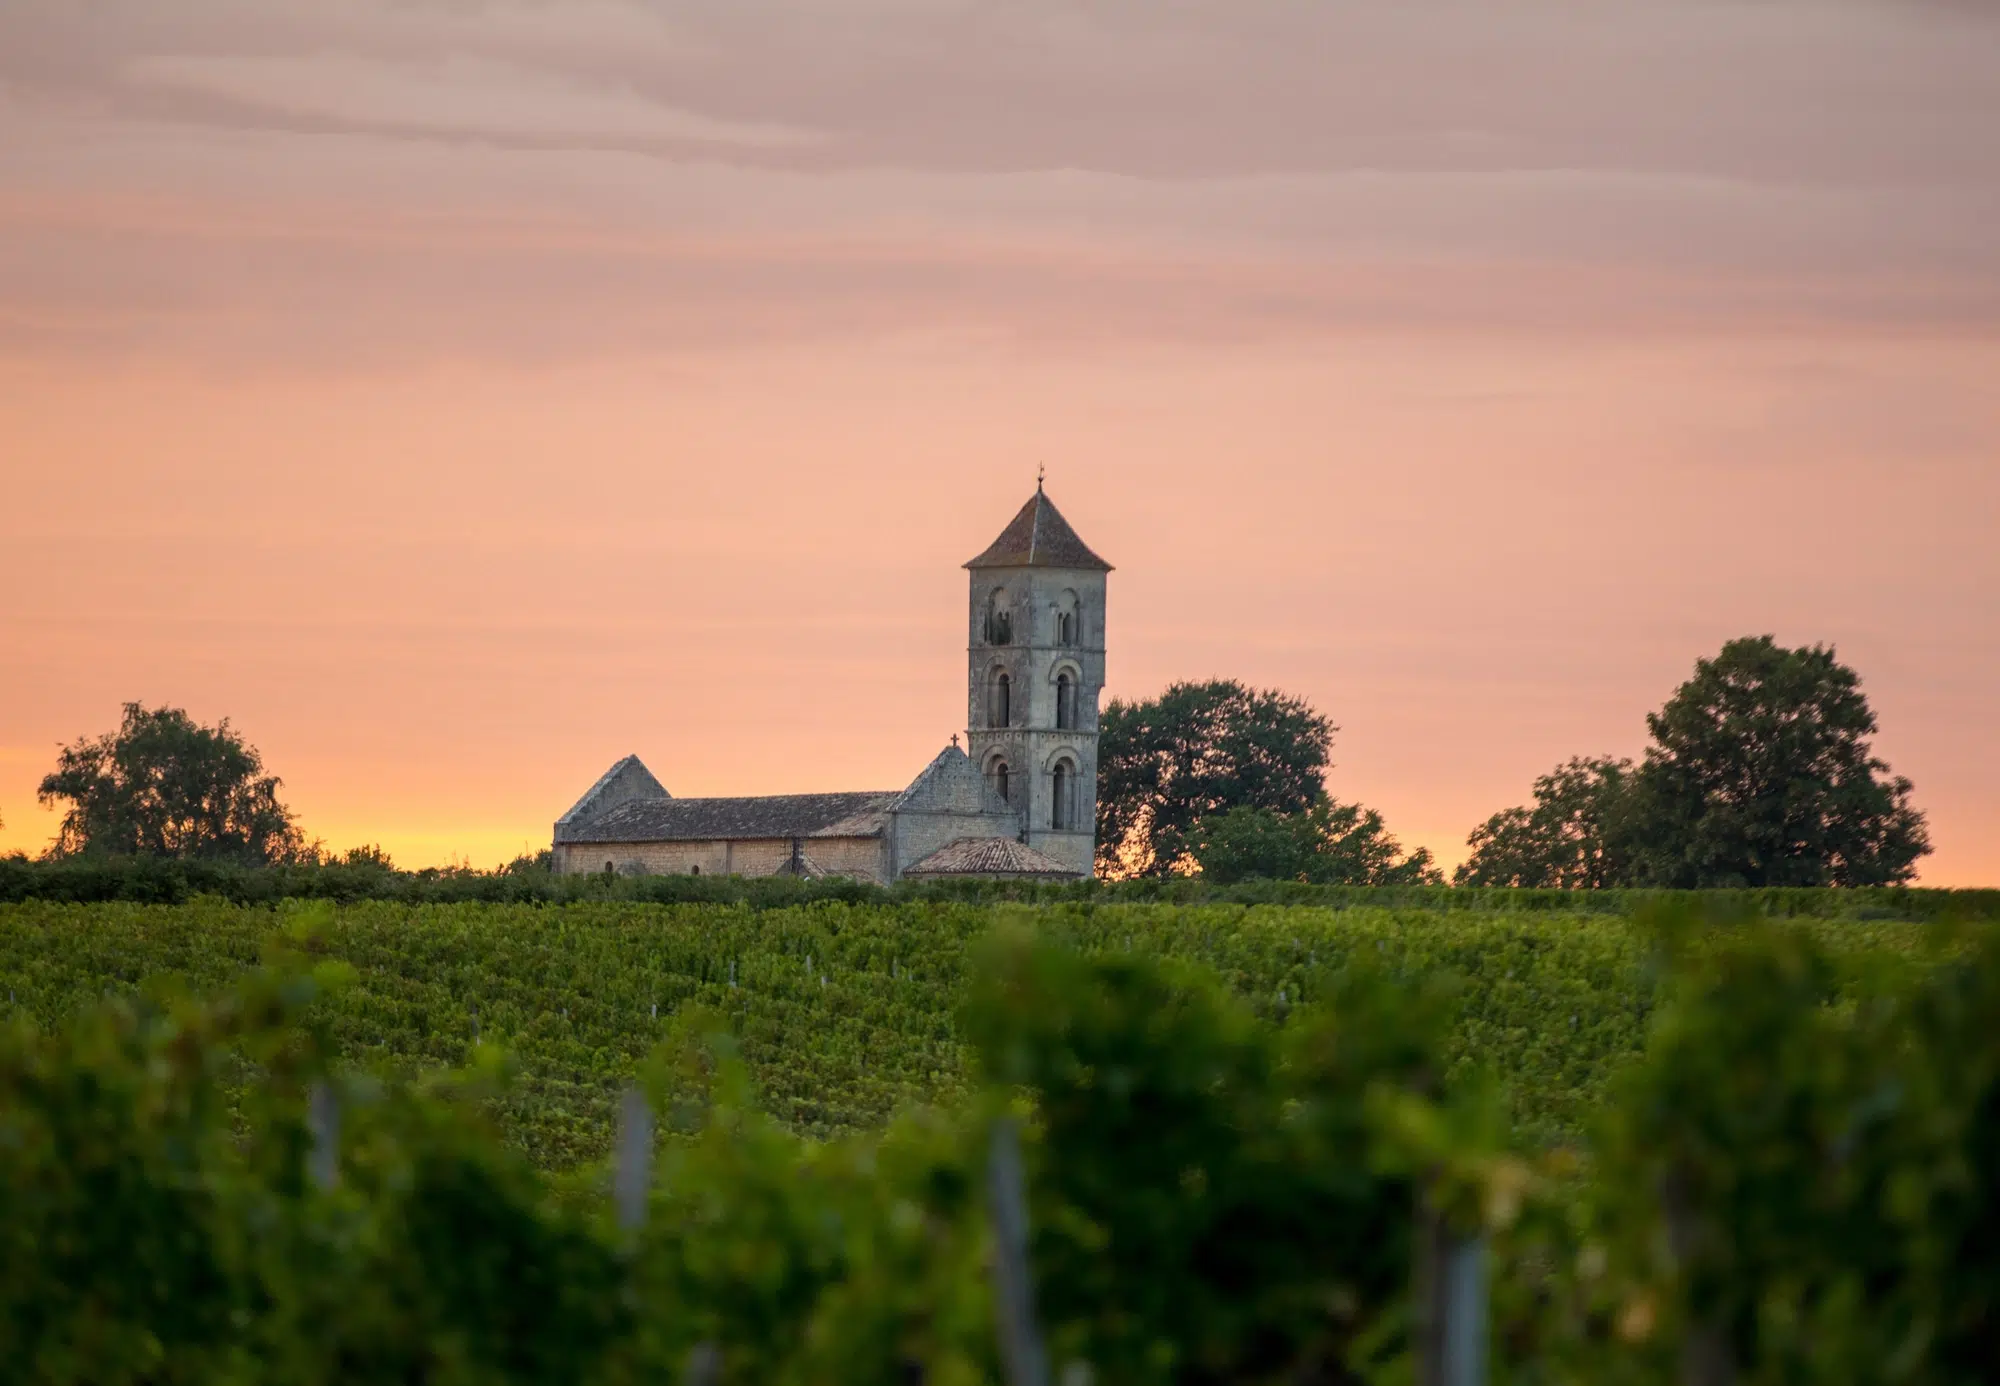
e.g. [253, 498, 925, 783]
[557, 790, 896, 844]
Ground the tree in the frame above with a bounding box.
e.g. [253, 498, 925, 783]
[1454, 756, 1638, 888]
[1096, 680, 1334, 877]
[1196, 799, 1443, 886]
[37, 702, 305, 864]
[1626, 636, 1929, 887]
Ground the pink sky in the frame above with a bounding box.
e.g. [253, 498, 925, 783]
[2, 1, 1995, 881]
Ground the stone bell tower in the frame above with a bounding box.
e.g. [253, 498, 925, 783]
[964, 481, 1111, 876]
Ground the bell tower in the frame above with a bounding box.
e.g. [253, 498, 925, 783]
[964, 481, 1111, 876]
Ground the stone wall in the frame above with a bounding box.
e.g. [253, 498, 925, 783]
[805, 835, 890, 882]
[966, 564, 1106, 876]
[554, 836, 885, 880]
[888, 808, 1024, 877]
[880, 744, 1025, 878]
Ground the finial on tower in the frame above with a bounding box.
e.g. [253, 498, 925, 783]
[1036, 462, 1045, 492]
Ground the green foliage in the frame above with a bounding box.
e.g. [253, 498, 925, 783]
[1196, 800, 1443, 886]
[1456, 757, 1637, 888]
[36, 702, 305, 866]
[0, 928, 1470, 1386]
[1514, 913, 2000, 1384]
[4, 851, 1997, 919]
[1629, 636, 1931, 887]
[3, 897, 1974, 1169]
[1097, 679, 1335, 877]
[2, 911, 1999, 1384]
[965, 938, 1454, 1383]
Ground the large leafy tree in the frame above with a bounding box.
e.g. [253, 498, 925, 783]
[1196, 800, 1443, 886]
[1628, 636, 1929, 887]
[1095, 680, 1334, 877]
[1454, 756, 1638, 888]
[37, 702, 304, 864]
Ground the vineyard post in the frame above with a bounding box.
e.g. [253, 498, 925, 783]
[1414, 1186, 1487, 1386]
[987, 1115, 1051, 1386]
[683, 1340, 721, 1386]
[1663, 1164, 1735, 1386]
[307, 1080, 339, 1191]
[615, 1086, 653, 1235]
[1442, 1234, 1488, 1386]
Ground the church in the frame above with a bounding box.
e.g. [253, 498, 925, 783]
[551, 485, 1111, 882]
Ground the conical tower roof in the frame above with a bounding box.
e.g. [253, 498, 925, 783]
[964, 486, 1112, 571]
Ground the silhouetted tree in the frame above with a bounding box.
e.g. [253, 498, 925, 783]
[37, 702, 304, 865]
[1457, 637, 1930, 889]
[1455, 756, 1638, 887]
[1096, 680, 1334, 877]
[1627, 636, 1930, 887]
[1196, 800, 1442, 885]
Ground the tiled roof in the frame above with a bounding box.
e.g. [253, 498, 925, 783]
[901, 836, 1083, 879]
[558, 791, 895, 844]
[965, 488, 1112, 571]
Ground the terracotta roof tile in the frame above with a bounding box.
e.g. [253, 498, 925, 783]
[901, 835, 1083, 879]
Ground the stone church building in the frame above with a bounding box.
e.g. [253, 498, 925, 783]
[551, 485, 1110, 882]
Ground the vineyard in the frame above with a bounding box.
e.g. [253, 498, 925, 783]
[2, 902, 1996, 1384]
[0, 896, 1948, 1166]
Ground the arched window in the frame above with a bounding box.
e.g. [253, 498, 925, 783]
[1056, 672, 1076, 730]
[983, 589, 1013, 646]
[1054, 590, 1080, 646]
[1051, 762, 1072, 830]
[691, 864, 700, 876]
[990, 671, 1011, 728]
[603, 860, 614, 875]
[993, 760, 1011, 803]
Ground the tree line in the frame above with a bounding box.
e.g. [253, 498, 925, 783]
[1095, 635, 1929, 889]
[10, 634, 1932, 889]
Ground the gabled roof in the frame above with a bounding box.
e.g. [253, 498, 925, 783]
[901, 836, 1083, 879]
[888, 743, 1018, 818]
[556, 755, 669, 833]
[965, 487, 1112, 572]
[558, 791, 897, 845]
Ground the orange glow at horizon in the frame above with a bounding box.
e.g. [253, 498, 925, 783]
[2, 2, 1995, 883]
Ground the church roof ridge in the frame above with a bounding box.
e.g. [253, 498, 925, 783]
[555, 754, 668, 829]
[556, 789, 896, 844]
[964, 487, 1112, 572]
[887, 741, 1015, 816]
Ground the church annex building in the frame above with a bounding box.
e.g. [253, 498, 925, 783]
[551, 486, 1110, 883]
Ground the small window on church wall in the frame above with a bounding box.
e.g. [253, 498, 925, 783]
[1057, 611, 1074, 645]
[990, 671, 1011, 728]
[994, 761, 1011, 803]
[1056, 672, 1076, 730]
[1051, 762, 1072, 830]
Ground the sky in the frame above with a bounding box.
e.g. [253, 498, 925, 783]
[1, 0, 1995, 882]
